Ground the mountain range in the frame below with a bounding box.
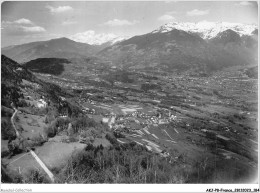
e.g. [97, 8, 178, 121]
[152, 21, 257, 39]
[98, 22, 257, 73]
[1, 22, 258, 74]
[1, 37, 104, 63]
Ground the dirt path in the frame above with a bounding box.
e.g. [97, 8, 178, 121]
[11, 106, 55, 182]
[11, 108, 20, 138]
[29, 149, 54, 182]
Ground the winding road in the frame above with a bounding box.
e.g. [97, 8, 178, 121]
[11, 107, 20, 138]
[10, 106, 55, 182]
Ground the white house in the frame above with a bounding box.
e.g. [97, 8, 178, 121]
[37, 99, 47, 108]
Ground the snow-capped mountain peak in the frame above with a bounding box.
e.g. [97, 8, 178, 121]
[69, 30, 129, 45]
[107, 36, 129, 45]
[152, 21, 257, 39]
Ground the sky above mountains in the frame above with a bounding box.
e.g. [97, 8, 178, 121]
[1, 1, 258, 47]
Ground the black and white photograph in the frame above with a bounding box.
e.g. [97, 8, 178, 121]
[0, 0, 258, 191]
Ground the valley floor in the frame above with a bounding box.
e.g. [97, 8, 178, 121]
[1, 63, 258, 183]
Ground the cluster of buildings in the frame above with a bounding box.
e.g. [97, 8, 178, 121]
[100, 107, 178, 136]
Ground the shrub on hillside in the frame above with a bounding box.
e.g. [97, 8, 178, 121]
[80, 128, 100, 139]
[43, 124, 58, 138]
[30, 134, 47, 146]
[56, 117, 71, 132]
[1, 107, 13, 117]
[24, 169, 50, 183]
[55, 142, 179, 183]
[113, 131, 125, 138]
[71, 116, 98, 133]
[17, 99, 29, 107]
[105, 133, 118, 146]
[43, 115, 103, 139]
[1, 149, 10, 158]
[1, 119, 16, 140]
[68, 135, 79, 143]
